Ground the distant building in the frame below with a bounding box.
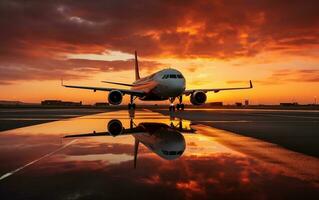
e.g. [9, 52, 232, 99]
[235, 102, 243, 106]
[209, 102, 223, 106]
[244, 100, 249, 106]
[280, 102, 299, 106]
[41, 100, 82, 106]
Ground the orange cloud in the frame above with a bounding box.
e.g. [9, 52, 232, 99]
[228, 69, 319, 85]
[0, 0, 318, 104]
[1, 0, 318, 60]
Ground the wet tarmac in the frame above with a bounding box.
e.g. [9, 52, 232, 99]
[0, 108, 107, 131]
[0, 109, 318, 200]
[156, 108, 319, 158]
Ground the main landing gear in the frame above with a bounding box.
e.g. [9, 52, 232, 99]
[169, 96, 185, 111]
[128, 95, 136, 110]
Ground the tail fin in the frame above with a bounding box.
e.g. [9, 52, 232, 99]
[134, 51, 140, 81]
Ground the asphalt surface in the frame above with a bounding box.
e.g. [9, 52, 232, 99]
[154, 108, 319, 158]
[0, 108, 108, 131]
[0, 109, 318, 199]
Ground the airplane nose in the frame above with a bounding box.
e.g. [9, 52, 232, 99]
[170, 79, 185, 93]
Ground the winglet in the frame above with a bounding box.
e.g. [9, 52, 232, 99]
[61, 78, 64, 86]
[249, 80, 253, 88]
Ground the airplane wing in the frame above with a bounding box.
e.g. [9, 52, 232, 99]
[62, 81, 145, 97]
[173, 128, 196, 133]
[101, 81, 133, 87]
[63, 127, 145, 138]
[184, 80, 253, 95]
[169, 122, 196, 133]
[63, 131, 109, 138]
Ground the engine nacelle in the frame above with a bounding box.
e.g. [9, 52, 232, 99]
[190, 91, 207, 105]
[108, 90, 123, 105]
[107, 119, 123, 136]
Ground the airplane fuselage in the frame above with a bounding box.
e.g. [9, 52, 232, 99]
[133, 123, 186, 160]
[132, 68, 186, 101]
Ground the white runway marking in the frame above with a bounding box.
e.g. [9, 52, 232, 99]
[0, 139, 77, 181]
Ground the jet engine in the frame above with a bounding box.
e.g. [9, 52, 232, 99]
[108, 90, 123, 105]
[190, 91, 207, 105]
[107, 119, 123, 136]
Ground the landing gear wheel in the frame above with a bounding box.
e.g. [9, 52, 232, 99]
[176, 103, 184, 111]
[169, 105, 175, 112]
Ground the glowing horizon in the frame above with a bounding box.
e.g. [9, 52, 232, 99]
[0, 0, 318, 105]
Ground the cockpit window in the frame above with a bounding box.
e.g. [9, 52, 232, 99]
[169, 151, 177, 155]
[177, 151, 183, 155]
[162, 74, 183, 79]
[177, 74, 184, 79]
[162, 150, 169, 155]
[169, 74, 177, 78]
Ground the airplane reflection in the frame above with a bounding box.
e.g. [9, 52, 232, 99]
[64, 111, 195, 168]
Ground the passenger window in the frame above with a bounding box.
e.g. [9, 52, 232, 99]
[162, 75, 166, 79]
[170, 74, 177, 78]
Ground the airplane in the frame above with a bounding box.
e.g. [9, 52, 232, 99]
[62, 51, 253, 111]
[63, 117, 195, 168]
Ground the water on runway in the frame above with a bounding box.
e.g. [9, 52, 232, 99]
[0, 109, 318, 199]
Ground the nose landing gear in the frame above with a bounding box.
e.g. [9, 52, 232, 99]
[128, 95, 136, 110]
[169, 97, 175, 112]
[176, 96, 185, 111]
[169, 96, 185, 111]
[128, 103, 136, 109]
[176, 103, 184, 110]
[169, 97, 175, 111]
[169, 104, 175, 111]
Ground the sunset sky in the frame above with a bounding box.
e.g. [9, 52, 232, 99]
[0, 0, 318, 104]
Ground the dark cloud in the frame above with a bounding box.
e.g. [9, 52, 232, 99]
[0, 58, 163, 84]
[0, 0, 318, 82]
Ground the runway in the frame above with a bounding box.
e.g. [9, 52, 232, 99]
[156, 108, 319, 158]
[0, 108, 107, 131]
[0, 109, 318, 199]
